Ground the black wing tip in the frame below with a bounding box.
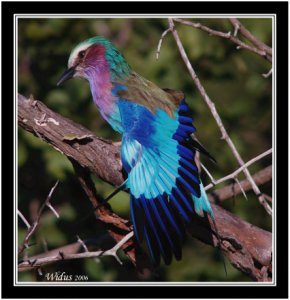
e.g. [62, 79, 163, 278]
[189, 137, 217, 164]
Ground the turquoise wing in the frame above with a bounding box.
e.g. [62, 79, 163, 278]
[117, 99, 213, 265]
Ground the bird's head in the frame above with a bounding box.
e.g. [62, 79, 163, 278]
[57, 36, 131, 86]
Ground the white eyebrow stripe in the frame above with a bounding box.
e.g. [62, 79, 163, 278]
[68, 44, 92, 68]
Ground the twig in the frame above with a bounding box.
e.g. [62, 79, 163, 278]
[201, 162, 216, 184]
[208, 165, 272, 203]
[103, 231, 134, 265]
[18, 181, 60, 255]
[17, 210, 31, 229]
[234, 177, 248, 200]
[167, 18, 272, 216]
[70, 159, 140, 267]
[76, 235, 89, 252]
[156, 27, 172, 60]
[229, 18, 272, 57]
[233, 21, 240, 37]
[262, 68, 273, 78]
[263, 193, 272, 203]
[205, 148, 272, 190]
[18, 231, 134, 271]
[40, 180, 60, 220]
[173, 18, 272, 63]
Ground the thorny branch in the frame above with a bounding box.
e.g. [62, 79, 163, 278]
[228, 18, 272, 57]
[18, 94, 272, 281]
[69, 159, 144, 267]
[18, 231, 134, 272]
[208, 165, 272, 203]
[166, 18, 272, 216]
[204, 148, 272, 191]
[18, 181, 60, 255]
[172, 18, 272, 63]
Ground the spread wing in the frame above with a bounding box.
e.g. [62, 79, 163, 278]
[117, 97, 213, 265]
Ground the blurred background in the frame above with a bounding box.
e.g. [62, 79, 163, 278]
[18, 18, 272, 282]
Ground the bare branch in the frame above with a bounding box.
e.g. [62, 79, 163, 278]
[156, 27, 172, 60]
[173, 18, 272, 63]
[18, 181, 60, 255]
[17, 210, 31, 229]
[205, 148, 272, 190]
[103, 231, 134, 265]
[263, 193, 272, 203]
[201, 162, 216, 184]
[167, 18, 272, 216]
[18, 231, 134, 272]
[229, 18, 272, 57]
[209, 165, 272, 203]
[45, 180, 60, 218]
[70, 159, 140, 265]
[234, 177, 248, 201]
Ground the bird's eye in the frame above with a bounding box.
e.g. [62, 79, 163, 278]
[78, 50, 85, 59]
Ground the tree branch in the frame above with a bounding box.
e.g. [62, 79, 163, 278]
[228, 18, 272, 57]
[208, 165, 272, 203]
[69, 158, 141, 267]
[18, 93, 272, 281]
[167, 18, 272, 216]
[18, 231, 134, 272]
[18, 94, 124, 187]
[172, 18, 272, 63]
[18, 181, 59, 255]
[205, 149, 272, 191]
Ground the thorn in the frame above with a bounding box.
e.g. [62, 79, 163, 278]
[94, 257, 101, 264]
[220, 133, 226, 140]
[233, 23, 240, 37]
[262, 68, 272, 78]
[59, 251, 65, 260]
[17, 210, 31, 229]
[37, 268, 43, 276]
[112, 253, 123, 265]
[76, 235, 89, 252]
[29, 259, 37, 266]
[46, 203, 60, 218]
[235, 177, 248, 200]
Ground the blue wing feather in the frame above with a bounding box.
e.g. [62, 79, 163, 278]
[118, 99, 213, 265]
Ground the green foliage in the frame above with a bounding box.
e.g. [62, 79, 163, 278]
[18, 18, 272, 282]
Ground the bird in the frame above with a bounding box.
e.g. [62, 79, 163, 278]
[57, 36, 216, 266]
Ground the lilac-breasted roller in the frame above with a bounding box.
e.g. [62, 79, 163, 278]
[58, 36, 216, 266]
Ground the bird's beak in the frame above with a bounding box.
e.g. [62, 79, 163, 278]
[57, 66, 76, 86]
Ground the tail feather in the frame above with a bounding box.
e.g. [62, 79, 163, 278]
[139, 195, 172, 265]
[130, 195, 145, 242]
[156, 194, 185, 242]
[146, 198, 174, 265]
[144, 225, 161, 265]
